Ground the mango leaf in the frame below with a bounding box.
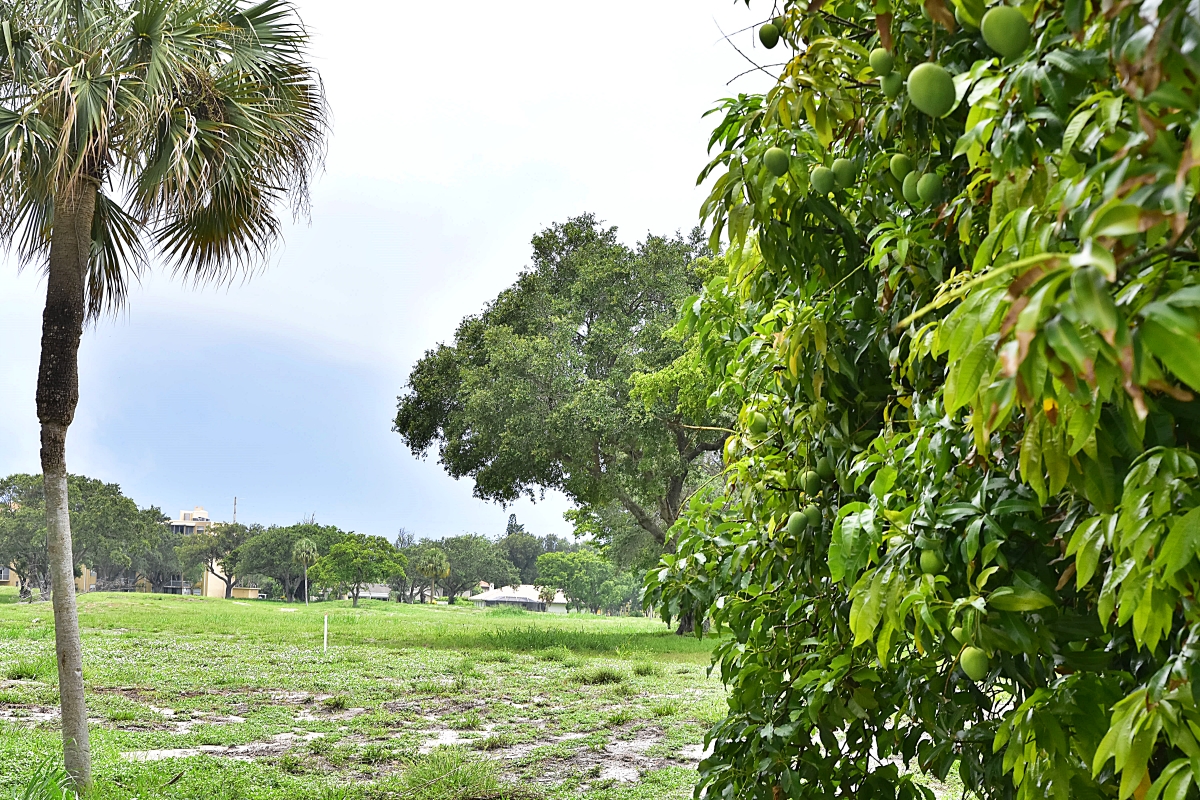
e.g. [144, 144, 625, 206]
[946, 333, 998, 413]
[1140, 318, 1200, 391]
[1085, 202, 1144, 238]
[1156, 507, 1200, 578]
[988, 585, 1055, 611]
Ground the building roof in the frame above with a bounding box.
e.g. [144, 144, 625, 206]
[469, 584, 567, 605]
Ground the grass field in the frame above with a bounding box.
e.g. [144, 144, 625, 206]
[0, 590, 724, 799]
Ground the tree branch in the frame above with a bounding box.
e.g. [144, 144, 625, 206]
[614, 487, 666, 544]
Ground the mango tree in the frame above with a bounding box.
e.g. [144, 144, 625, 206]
[647, 0, 1200, 798]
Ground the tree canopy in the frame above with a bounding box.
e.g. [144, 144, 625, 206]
[179, 523, 253, 599]
[537, 549, 614, 613]
[645, 1, 1200, 799]
[498, 515, 542, 584]
[438, 534, 519, 602]
[310, 534, 405, 607]
[394, 214, 731, 550]
[0, 474, 166, 594]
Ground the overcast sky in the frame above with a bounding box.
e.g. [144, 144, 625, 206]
[0, 1, 773, 541]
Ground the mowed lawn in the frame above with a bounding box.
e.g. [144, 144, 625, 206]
[0, 590, 725, 799]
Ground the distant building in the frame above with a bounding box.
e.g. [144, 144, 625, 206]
[469, 584, 569, 614]
[0, 564, 95, 593]
[169, 506, 213, 536]
[76, 566, 97, 594]
[170, 506, 260, 599]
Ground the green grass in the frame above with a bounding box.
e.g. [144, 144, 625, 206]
[0, 589, 723, 800]
[573, 666, 625, 685]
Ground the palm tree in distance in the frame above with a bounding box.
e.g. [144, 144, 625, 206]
[0, 0, 327, 785]
[293, 537, 318, 606]
[414, 547, 450, 604]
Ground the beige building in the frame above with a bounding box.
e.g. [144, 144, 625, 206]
[0, 564, 95, 593]
[169, 506, 214, 536]
[171, 506, 260, 599]
[76, 565, 97, 593]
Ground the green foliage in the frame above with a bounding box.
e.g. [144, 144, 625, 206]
[537, 550, 614, 612]
[236, 524, 344, 602]
[437, 535, 518, 602]
[179, 523, 255, 599]
[497, 515, 542, 584]
[408, 545, 451, 602]
[12, 762, 75, 800]
[0, 474, 167, 594]
[646, 0, 1200, 798]
[0, 0, 327, 313]
[573, 666, 625, 686]
[400, 747, 506, 800]
[310, 534, 405, 607]
[393, 214, 731, 551]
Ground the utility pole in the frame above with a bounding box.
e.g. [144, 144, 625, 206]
[233, 497, 237, 524]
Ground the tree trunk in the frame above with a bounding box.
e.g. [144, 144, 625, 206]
[304, 565, 309, 606]
[37, 181, 97, 789]
[352, 586, 359, 608]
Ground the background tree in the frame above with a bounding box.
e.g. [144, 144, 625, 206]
[409, 545, 449, 603]
[646, 1, 1200, 798]
[311, 534, 405, 607]
[497, 515, 542, 584]
[126, 514, 179, 594]
[598, 571, 640, 616]
[0, 0, 326, 783]
[439, 534, 519, 603]
[235, 526, 304, 601]
[293, 537, 318, 606]
[179, 523, 253, 599]
[0, 474, 165, 595]
[65, 476, 158, 579]
[394, 215, 731, 553]
[0, 475, 49, 599]
[536, 550, 612, 613]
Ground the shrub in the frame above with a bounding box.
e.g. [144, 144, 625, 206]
[486, 605, 528, 616]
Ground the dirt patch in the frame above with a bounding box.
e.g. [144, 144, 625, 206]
[417, 729, 466, 754]
[0, 705, 59, 725]
[121, 731, 324, 763]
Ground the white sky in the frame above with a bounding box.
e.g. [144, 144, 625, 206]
[0, 1, 775, 540]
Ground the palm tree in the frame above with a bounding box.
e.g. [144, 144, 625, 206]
[0, 0, 326, 785]
[292, 537, 317, 606]
[413, 547, 449, 604]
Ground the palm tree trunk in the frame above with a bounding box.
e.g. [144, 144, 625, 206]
[304, 565, 308, 607]
[37, 181, 97, 789]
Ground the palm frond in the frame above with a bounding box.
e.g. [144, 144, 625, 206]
[88, 189, 145, 315]
[153, 174, 280, 282]
[0, 0, 328, 313]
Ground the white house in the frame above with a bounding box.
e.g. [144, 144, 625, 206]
[469, 584, 569, 614]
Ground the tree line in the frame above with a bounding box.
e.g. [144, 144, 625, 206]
[0, 476, 642, 613]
